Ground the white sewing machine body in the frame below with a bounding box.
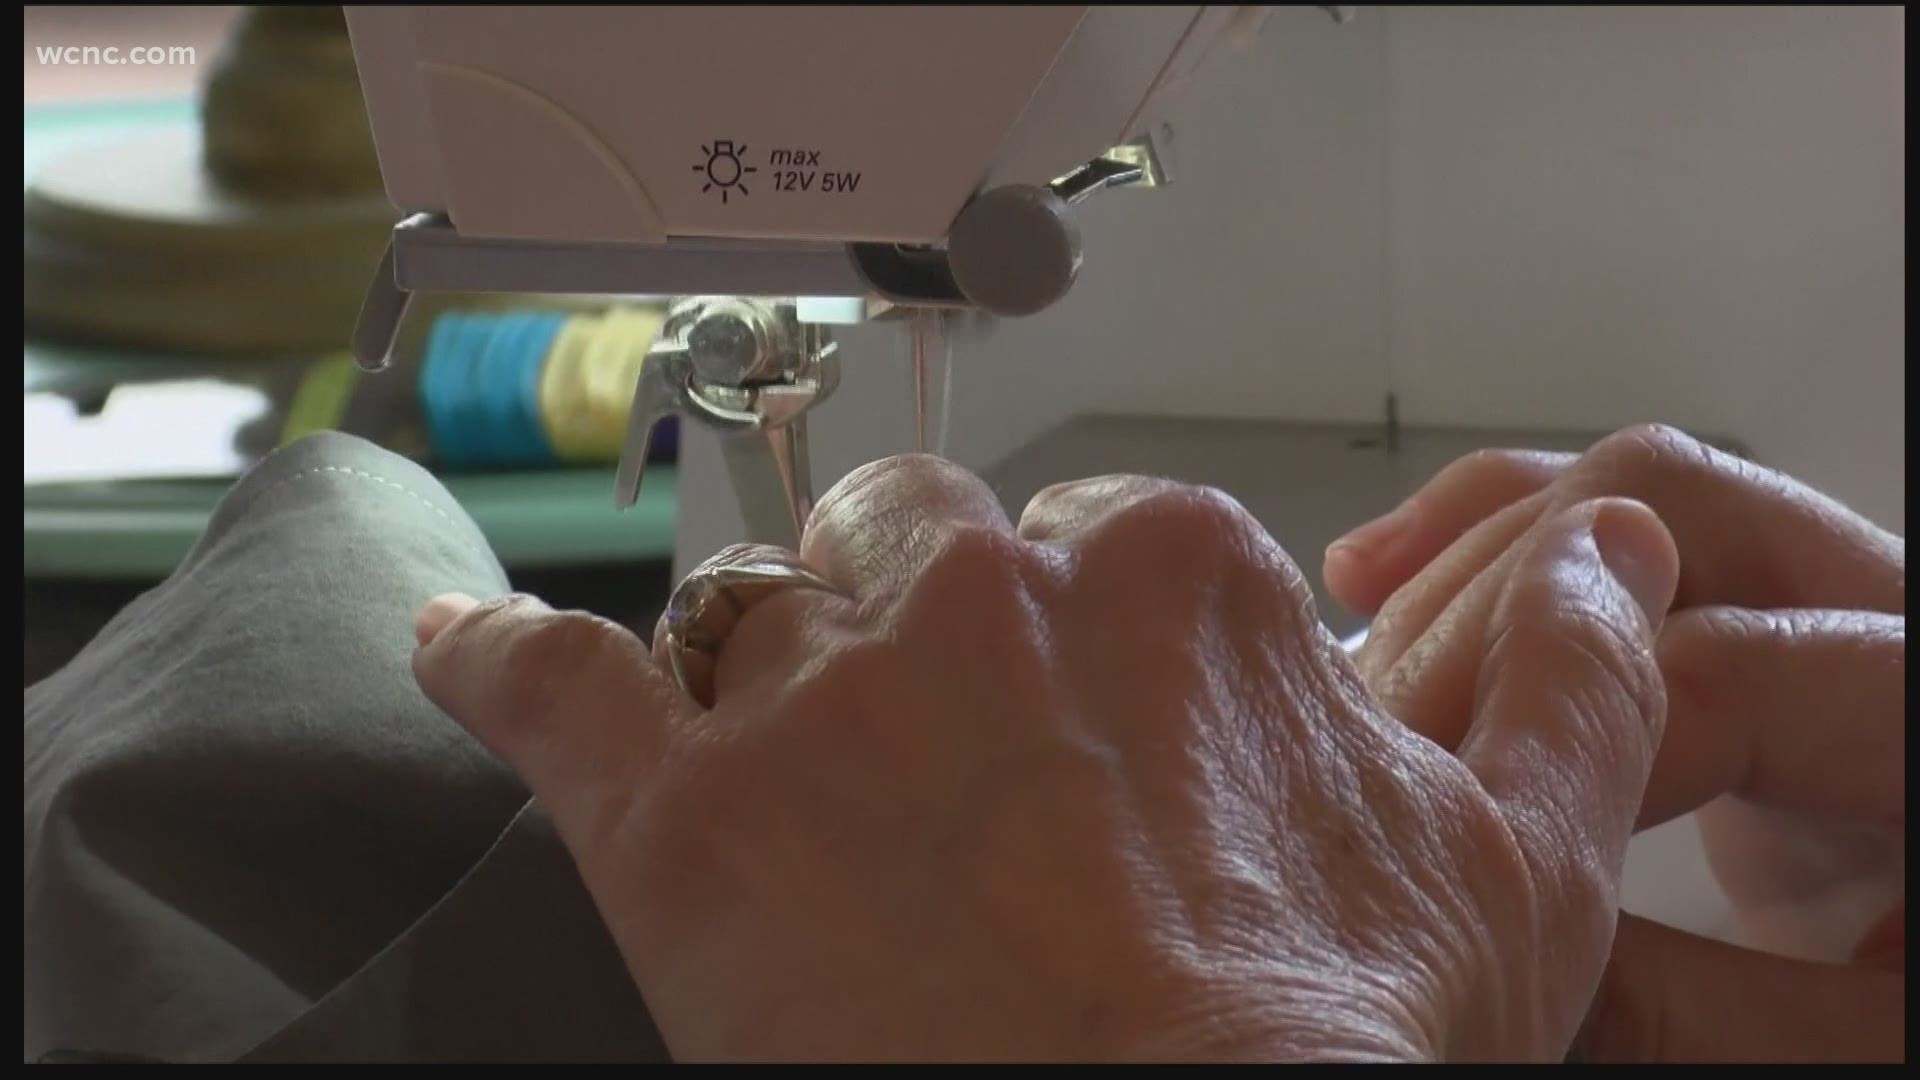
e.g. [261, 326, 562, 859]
[341, 5, 1316, 546]
[343, 6, 1280, 315]
[346, 6, 1248, 247]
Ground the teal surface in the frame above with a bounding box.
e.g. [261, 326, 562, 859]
[23, 99, 679, 579]
[23, 97, 197, 180]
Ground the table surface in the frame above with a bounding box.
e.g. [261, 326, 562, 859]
[987, 414, 1749, 638]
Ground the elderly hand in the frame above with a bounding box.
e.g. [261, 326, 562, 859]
[1323, 424, 1905, 1063]
[411, 454, 1677, 1062]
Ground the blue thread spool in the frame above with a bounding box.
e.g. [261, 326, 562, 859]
[419, 313, 463, 464]
[421, 310, 572, 469]
[491, 311, 566, 467]
[421, 311, 493, 468]
[423, 307, 685, 470]
[473, 312, 522, 465]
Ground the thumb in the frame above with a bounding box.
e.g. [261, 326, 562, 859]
[411, 592, 690, 850]
[1578, 913, 1906, 1062]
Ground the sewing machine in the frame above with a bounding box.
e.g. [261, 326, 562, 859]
[324, 1, 1906, 982]
[330, 4, 1907, 964]
[344, 5, 1352, 547]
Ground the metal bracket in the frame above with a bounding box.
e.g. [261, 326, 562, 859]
[616, 297, 839, 549]
[349, 214, 875, 372]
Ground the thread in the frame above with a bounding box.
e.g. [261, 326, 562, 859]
[419, 305, 668, 470]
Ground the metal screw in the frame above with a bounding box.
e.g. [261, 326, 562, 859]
[686, 305, 771, 386]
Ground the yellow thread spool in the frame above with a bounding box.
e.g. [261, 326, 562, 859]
[537, 314, 600, 462]
[537, 306, 664, 463]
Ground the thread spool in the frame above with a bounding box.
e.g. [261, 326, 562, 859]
[538, 315, 600, 463]
[536, 307, 669, 463]
[500, 311, 567, 466]
[421, 312, 484, 466]
[419, 306, 670, 470]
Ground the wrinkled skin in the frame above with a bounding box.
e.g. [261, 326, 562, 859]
[413, 453, 1677, 1062]
[1325, 424, 1905, 1062]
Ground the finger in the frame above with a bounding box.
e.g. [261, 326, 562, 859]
[1016, 474, 1187, 542]
[1357, 423, 1906, 688]
[801, 453, 1013, 603]
[651, 543, 856, 705]
[1361, 498, 1572, 750]
[1385, 598, 1912, 831]
[1324, 449, 1574, 616]
[1355, 492, 1550, 686]
[1560, 426, 1904, 614]
[1638, 607, 1906, 829]
[648, 542, 831, 663]
[651, 545, 777, 707]
[1577, 913, 1906, 1062]
[1461, 499, 1678, 918]
[413, 592, 690, 850]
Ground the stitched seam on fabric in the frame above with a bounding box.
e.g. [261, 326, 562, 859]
[275, 466, 460, 526]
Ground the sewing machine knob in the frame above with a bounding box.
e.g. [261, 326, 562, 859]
[946, 184, 1083, 318]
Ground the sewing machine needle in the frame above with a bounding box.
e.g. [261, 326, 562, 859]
[911, 313, 928, 453]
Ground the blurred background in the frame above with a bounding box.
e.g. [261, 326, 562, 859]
[24, 6, 233, 103]
[21, 4, 1905, 973]
[24, 5, 680, 685]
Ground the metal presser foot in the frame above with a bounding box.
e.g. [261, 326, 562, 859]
[616, 297, 840, 550]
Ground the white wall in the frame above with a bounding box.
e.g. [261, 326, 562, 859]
[1382, 6, 1905, 529]
[674, 6, 1904, 942]
[680, 6, 1904, 563]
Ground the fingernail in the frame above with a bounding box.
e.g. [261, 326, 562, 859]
[416, 593, 478, 647]
[1327, 501, 1417, 566]
[1321, 542, 1368, 593]
[1590, 506, 1677, 626]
